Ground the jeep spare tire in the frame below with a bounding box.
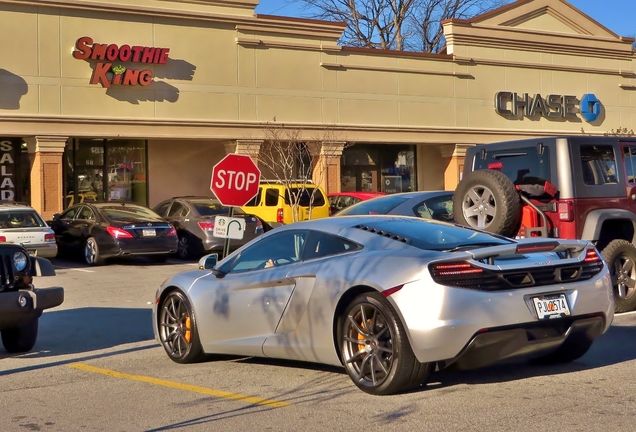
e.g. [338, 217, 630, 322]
[454, 169, 521, 237]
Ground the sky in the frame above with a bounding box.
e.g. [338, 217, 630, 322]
[254, 0, 636, 38]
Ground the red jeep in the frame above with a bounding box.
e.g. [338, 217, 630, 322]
[454, 136, 636, 312]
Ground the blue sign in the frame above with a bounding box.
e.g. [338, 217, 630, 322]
[580, 93, 601, 122]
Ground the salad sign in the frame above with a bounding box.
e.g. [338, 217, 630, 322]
[72, 36, 170, 88]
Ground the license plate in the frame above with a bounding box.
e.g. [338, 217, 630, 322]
[142, 229, 156, 237]
[532, 294, 571, 320]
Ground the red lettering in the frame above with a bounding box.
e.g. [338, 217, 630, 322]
[141, 47, 155, 63]
[90, 44, 107, 60]
[112, 72, 123, 85]
[122, 69, 140, 86]
[90, 63, 112, 88]
[152, 49, 161, 64]
[106, 44, 119, 61]
[119, 45, 132, 62]
[158, 48, 170, 64]
[138, 70, 153, 86]
[131, 46, 144, 62]
[72, 36, 93, 60]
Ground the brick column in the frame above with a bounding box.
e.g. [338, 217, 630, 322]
[309, 142, 346, 193]
[24, 136, 68, 220]
[224, 140, 263, 166]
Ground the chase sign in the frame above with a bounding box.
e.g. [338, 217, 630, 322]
[494, 92, 601, 123]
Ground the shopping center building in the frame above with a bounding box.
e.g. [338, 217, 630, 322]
[1, 0, 635, 218]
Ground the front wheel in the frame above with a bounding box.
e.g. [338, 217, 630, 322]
[158, 291, 204, 364]
[1, 319, 39, 353]
[339, 292, 432, 395]
[601, 239, 636, 312]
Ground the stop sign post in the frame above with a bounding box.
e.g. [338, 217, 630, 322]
[210, 154, 261, 257]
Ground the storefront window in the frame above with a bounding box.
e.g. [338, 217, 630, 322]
[64, 139, 147, 208]
[341, 144, 416, 193]
[0, 137, 30, 203]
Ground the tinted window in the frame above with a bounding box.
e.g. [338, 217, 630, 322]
[302, 231, 358, 260]
[356, 218, 511, 251]
[168, 202, 187, 217]
[59, 207, 79, 221]
[230, 231, 307, 273]
[243, 188, 262, 207]
[336, 195, 410, 216]
[97, 204, 163, 221]
[77, 206, 95, 221]
[413, 194, 454, 222]
[474, 146, 551, 197]
[154, 202, 171, 217]
[0, 210, 46, 228]
[265, 189, 279, 206]
[624, 146, 636, 184]
[285, 188, 326, 207]
[190, 199, 244, 216]
[581, 145, 617, 185]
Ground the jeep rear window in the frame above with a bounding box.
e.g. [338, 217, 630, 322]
[580, 145, 617, 185]
[285, 188, 326, 207]
[474, 146, 552, 197]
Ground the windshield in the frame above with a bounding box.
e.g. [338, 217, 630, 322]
[191, 200, 245, 217]
[97, 204, 163, 221]
[336, 195, 409, 216]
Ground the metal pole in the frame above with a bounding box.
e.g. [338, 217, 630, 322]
[223, 206, 234, 258]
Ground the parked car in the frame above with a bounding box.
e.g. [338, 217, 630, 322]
[328, 191, 386, 214]
[454, 136, 636, 312]
[241, 180, 330, 228]
[49, 202, 177, 265]
[0, 202, 57, 258]
[153, 215, 613, 395]
[0, 243, 63, 353]
[153, 196, 265, 259]
[333, 191, 454, 222]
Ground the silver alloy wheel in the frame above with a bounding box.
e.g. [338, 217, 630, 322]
[342, 302, 394, 389]
[159, 294, 192, 360]
[85, 238, 98, 264]
[461, 185, 498, 229]
[611, 253, 636, 300]
[178, 235, 189, 259]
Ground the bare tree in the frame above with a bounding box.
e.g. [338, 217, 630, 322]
[288, 0, 510, 52]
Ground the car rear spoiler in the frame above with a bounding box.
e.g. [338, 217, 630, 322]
[467, 239, 593, 262]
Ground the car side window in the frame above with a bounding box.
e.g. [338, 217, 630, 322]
[229, 231, 307, 273]
[623, 146, 636, 184]
[59, 208, 79, 221]
[167, 202, 186, 217]
[581, 145, 617, 185]
[302, 231, 359, 261]
[244, 188, 263, 207]
[154, 202, 171, 217]
[265, 189, 279, 206]
[413, 195, 454, 221]
[77, 206, 95, 221]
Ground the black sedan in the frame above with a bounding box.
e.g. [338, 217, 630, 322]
[333, 190, 454, 221]
[49, 202, 178, 265]
[153, 196, 265, 259]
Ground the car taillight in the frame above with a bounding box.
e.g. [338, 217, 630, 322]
[584, 249, 601, 263]
[198, 222, 215, 231]
[558, 201, 573, 222]
[431, 262, 484, 276]
[167, 227, 177, 237]
[0, 236, 5, 242]
[45, 233, 55, 242]
[487, 162, 503, 170]
[276, 208, 284, 224]
[515, 242, 558, 253]
[106, 226, 133, 239]
[255, 218, 263, 228]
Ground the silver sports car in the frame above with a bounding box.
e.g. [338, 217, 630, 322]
[153, 215, 614, 395]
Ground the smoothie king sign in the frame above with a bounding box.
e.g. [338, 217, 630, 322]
[72, 36, 170, 88]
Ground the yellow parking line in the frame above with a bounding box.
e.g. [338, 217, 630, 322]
[69, 363, 290, 408]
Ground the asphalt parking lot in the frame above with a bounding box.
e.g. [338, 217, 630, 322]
[1, 255, 636, 432]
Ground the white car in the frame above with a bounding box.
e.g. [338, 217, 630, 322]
[0, 202, 58, 258]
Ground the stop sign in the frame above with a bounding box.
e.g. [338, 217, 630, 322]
[210, 154, 261, 206]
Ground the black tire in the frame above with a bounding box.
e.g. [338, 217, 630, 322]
[1, 319, 39, 353]
[453, 169, 521, 237]
[533, 336, 593, 364]
[84, 237, 104, 266]
[338, 292, 433, 395]
[601, 239, 636, 313]
[177, 234, 192, 260]
[158, 290, 204, 364]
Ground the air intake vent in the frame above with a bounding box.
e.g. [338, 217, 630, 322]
[354, 225, 411, 244]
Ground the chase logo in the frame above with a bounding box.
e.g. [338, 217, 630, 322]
[580, 94, 601, 122]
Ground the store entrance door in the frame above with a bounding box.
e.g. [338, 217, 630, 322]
[341, 166, 379, 192]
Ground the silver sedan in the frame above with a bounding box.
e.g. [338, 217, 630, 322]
[153, 215, 614, 395]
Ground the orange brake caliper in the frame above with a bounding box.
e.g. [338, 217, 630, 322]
[184, 316, 192, 343]
[357, 319, 372, 352]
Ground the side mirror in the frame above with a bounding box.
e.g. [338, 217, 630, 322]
[198, 253, 218, 270]
[52, 213, 60, 220]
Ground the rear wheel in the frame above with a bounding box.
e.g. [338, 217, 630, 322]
[601, 239, 636, 312]
[177, 234, 192, 260]
[1, 319, 39, 353]
[158, 291, 204, 363]
[84, 237, 104, 266]
[453, 169, 521, 237]
[339, 292, 432, 395]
